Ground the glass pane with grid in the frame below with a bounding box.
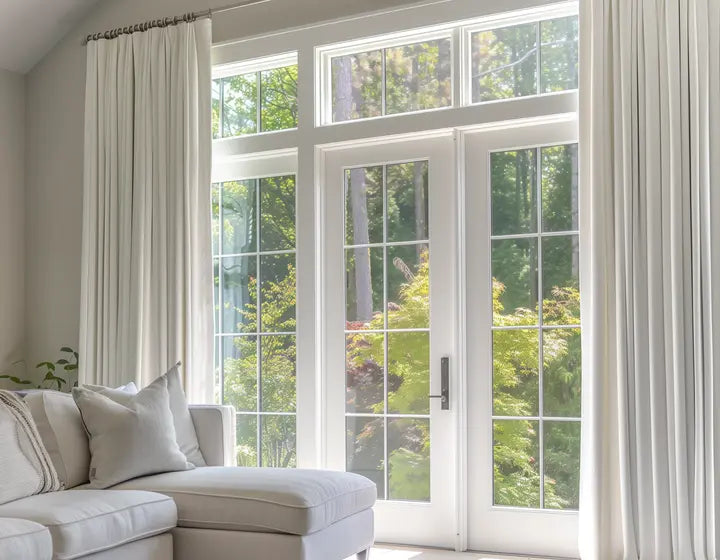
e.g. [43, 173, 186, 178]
[212, 176, 297, 468]
[470, 15, 578, 104]
[490, 143, 580, 510]
[344, 161, 431, 502]
[212, 64, 298, 139]
[331, 39, 452, 123]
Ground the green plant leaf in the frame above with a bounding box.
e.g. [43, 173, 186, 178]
[65, 364, 78, 371]
[60, 347, 74, 353]
[37, 362, 56, 371]
[56, 359, 69, 365]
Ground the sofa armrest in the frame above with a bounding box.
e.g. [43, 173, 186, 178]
[189, 405, 236, 466]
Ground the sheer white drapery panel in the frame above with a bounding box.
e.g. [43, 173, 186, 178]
[579, 0, 720, 558]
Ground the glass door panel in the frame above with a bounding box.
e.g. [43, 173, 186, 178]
[464, 119, 580, 557]
[322, 134, 457, 548]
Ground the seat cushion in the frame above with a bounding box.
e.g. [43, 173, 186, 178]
[112, 466, 377, 536]
[0, 490, 177, 560]
[0, 517, 52, 560]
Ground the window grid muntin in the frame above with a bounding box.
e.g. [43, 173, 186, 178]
[215, 176, 297, 468]
[343, 161, 431, 502]
[490, 142, 580, 510]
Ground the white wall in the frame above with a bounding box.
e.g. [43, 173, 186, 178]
[0, 68, 25, 383]
[24, 0, 420, 367]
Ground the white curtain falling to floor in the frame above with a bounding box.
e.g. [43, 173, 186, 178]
[80, 19, 214, 403]
[579, 0, 720, 558]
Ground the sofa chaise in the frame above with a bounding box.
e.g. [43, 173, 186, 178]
[0, 398, 375, 560]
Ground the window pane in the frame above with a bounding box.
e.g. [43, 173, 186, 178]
[385, 39, 452, 115]
[388, 418, 430, 501]
[493, 419, 540, 507]
[260, 65, 298, 132]
[541, 144, 578, 232]
[542, 235, 580, 325]
[493, 329, 539, 416]
[491, 149, 538, 235]
[540, 16, 579, 93]
[386, 161, 428, 242]
[347, 416, 385, 498]
[221, 255, 257, 334]
[387, 244, 429, 329]
[332, 51, 383, 122]
[222, 180, 257, 255]
[387, 332, 430, 415]
[212, 79, 221, 139]
[544, 421, 581, 509]
[260, 175, 296, 251]
[543, 328, 581, 417]
[345, 166, 383, 246]
[261, 335, 296, 412]
[492, 238, 538, 326]
[346, 247, 383, 328]
[223, 336, 257, 412]
[222, 73, 257, 137]
[259, 253, 296, 333]
[261, 415, 296, 468]
[346, 332, 385, 414]
[471, 22, 537, 103]
[236, 414, 258, 466]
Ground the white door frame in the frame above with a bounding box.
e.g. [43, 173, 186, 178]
[317, 131, 460, 548]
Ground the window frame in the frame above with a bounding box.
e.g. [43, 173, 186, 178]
[210, 0, 580, 551]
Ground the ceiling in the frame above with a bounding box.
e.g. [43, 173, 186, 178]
[0, 0, 102, 73]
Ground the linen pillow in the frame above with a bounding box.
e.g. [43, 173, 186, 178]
[86, 365, 206, 466]
[23, 391, 90, 489]
[0, 391, 62, 504]
[72, 376, 193, 488]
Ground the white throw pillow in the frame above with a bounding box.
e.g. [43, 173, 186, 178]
[86, 365, 206, 466]
[73, 376, 193, 489]
[23, 391, 90, 489]
[0, 391, 62, 504]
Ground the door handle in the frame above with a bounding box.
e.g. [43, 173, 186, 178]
[428, 356, 450, 410]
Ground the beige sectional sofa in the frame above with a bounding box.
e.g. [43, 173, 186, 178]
[0, 398, 375, 560]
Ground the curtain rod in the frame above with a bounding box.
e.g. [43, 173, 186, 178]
[81, 0, 271, 45]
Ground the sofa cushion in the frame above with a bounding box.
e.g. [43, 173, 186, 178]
[24, 391, 91, 489]
[111, 466, 377, 536]
[0, 490, 177, 560]
[73, 377, 193, 488]
[0, 390, 62, 505]
[88, 365, 206, 467]
[0, 517, 52, 560]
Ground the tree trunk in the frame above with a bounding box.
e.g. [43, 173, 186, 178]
[334, 57, 374, 321]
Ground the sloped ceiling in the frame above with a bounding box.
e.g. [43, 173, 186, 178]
[0, 0, 102, 73]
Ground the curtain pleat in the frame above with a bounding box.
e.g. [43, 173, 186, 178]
[580, 0, 720, 557]
[80, 20, 214, 403]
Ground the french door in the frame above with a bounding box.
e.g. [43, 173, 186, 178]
[464, 117, 580, 557]
[318, 118, 580, 556]
[321, 133, 458, 548]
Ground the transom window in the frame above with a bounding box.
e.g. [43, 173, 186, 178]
[330, 37, 452, 122]
[212, 53, 298, 138]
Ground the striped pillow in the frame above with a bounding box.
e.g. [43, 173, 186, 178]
[0, 391, 62, 504]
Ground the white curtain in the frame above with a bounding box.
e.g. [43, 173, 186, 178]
[80, 19, 214, 403]
[579, 0, 720, 558]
